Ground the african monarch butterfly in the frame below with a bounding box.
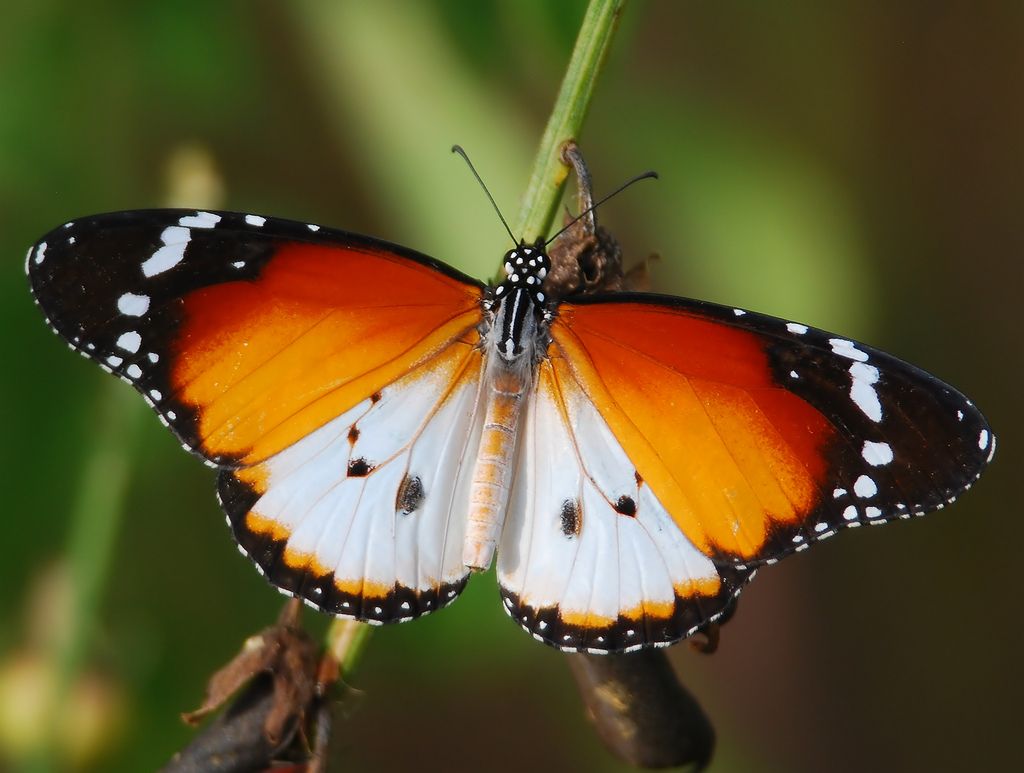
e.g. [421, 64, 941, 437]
[26, 204, 994, 653]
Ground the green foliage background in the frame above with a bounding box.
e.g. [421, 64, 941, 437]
[0, 2, 1019, 771]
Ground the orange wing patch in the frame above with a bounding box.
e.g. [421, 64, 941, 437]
[551, 301, 835, 560]
[171, 242, 483, 464]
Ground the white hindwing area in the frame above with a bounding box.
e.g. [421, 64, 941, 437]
[221, 344, 485, 624]
[497, 358, 752, 652]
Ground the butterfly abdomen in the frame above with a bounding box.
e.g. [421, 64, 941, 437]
[464, 366, 529, 570]
[463, 242, 551, 570]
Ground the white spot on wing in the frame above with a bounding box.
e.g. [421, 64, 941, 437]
[106, 355, 123, 367]
[786, 322, 808, 334]
[34, 242, 48, 264]
[126, 363, 143, 379]
[116, 331, 142, 353]
[306, 224, 320, 232]
[117, 292, 150, 317]
[141, 225, 190, 277]
[862, 440, 893, 466]
[842, 505, 858, 520]
[178, 211, 221, 228]
[245, 214, 266, 227]
[978, 429, 990, 451]
[829, 338, 869, 362]
[733, 308, 746, 316]
[147, 352, 159, 363]
[853, 474, 877, 498]
[849, 361, 882, 422]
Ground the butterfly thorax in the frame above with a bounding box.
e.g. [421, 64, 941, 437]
[464, 242, 552, 571]
[486, 240, 552, 363]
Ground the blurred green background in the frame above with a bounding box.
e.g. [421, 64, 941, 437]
[1, 2, 1020, 771]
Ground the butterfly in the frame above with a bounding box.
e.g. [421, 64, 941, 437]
[26, 208, 995, 653]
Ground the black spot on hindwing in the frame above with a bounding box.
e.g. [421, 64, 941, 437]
[560, 499, 581, 537]
[347, 457, 373, 477]
[396, 474, 424, 515]
[614, 495, 637, 517]
[218, 468, 471, 624]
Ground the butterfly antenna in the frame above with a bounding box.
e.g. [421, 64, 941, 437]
[545, 170, 659, 246]
[452, 145, 518, 246]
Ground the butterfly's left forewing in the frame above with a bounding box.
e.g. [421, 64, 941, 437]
[28, 210, 485, 466]
[29, 210, 488, 621]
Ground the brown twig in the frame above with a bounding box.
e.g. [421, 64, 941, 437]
[567, 650, 715, 770]
[162, 600, 321, 772]
[552, 143, 730, 770]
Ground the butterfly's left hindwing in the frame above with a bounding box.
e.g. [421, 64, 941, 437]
[219, 334, 485, 623]
[551, 294, 995, 569]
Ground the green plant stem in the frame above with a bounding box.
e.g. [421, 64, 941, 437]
[513, 0, 627, 243]
[319, 0, 627, 683]
[324, 619, 372, 679]
[24, 385, 143, 772]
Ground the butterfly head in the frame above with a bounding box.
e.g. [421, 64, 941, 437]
[489, 240, 551, 362]
[495, 241, 550, 303]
